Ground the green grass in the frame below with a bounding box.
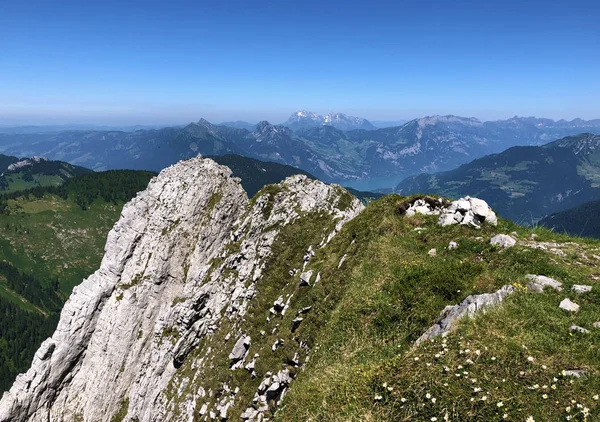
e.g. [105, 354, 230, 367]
[0, 193, 123, 294]
[271, 195, 600, 421]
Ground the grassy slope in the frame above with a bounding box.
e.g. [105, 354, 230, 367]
[272, 195, 600, 421]
[0, 194, 123, 295]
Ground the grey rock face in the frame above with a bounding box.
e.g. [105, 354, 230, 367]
[490, 234, 516, 248]
[0, 157, 364, 422]
[415, 285, 515, 346]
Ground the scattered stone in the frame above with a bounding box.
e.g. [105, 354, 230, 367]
[570, 325, 590, 334]
[593, 322, 600, 329]
[490, 234, 516, 248]
[526, 275, 563, 292]
[291, 317, 303, 332]
[448, 241, 458, 250]
[415, 285, 515, 346]
[511, 231, 518, 237]
[559, 298, 580, 312]
[572, 284, 592, 294]
[273, 296, 285, 312]
[403, 197, 446, 216]
[563, 370, 587, 378]
[530, 233, 538, 240]
[314, 272, 321, 285]
[272, 339, 284, 352]
[229, 335, 251, 368]
[297, 306, 312, 315]
[428, 248, 437, 257]
[338, 254, 347, 269]
[299, 270, 313, 286]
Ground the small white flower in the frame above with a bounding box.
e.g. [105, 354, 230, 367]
[374, 394, 383, 401]
[431, 418, 438, 422]
[400, 397, 407, 403]
[491, 357, 497, 361]
[426, 393, 432, 399]
[542, 365, 547, 370]
[566, 406, 571, 413]
[481, 395, 488, 401]
[551, 384, 557, 390]
[527, 356, 534, 362]
[431, 397, 436, 404]
[473, 387, 482, 393]
[466, 359, 474, 365]
[465, 349, 470, 353]
[414, 357, 420, 361]
[542, 394, 548, 399]
[457, 365, 464, 369]
[497, 401, 504, 407]
[382, 382, 387, 388]
[593, 394, 599, 400]
[475, 350, 481, 356]
[526, 417, 535, 422]
[503, 414, 508, 419]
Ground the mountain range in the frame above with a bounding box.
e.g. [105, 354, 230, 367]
[1, 114, 600, 190]
[395, 133, 600, 224]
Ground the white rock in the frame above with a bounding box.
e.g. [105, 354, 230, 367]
[490, 234, 516, 248]
[428, 248, 437, 257]
[525, 275, 563, 292]
[570, 325, 590, 334]
[559, 298, 580, 312]
[572, 284, 592, 294]
[448, 241, 458, 250]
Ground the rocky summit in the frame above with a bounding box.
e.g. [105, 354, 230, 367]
[3, 157, 600, 422]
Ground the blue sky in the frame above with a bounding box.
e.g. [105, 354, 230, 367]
[1, 0, 599, 125]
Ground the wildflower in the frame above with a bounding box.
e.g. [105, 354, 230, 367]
[542, 385, 548, 389]
[470, 378, 477, 383]
[503, 414, 508, 419]
[426, 363, 432, 367]
[435, 353, 441, 359]
[542, 365, 547, 370]
[481, 395, 488, 401]
[457, 365, 464, 369]
[594, 394, 599, 401]
[566, 406, 571, 413]
[527, 356, 534, 362]
[553, 377, 558, 382]
[519, 371, 525, 376]
[473, 387, 482, 393]
[542, 394, 548, 399]
[466, 359, 474, 365]
[491, 357, 497, 361]
[431, 397, 436, 404]
[414, 357, 420, 361]
[525, 417, 535, 422]
[465, 349, 471, 353]
[382, 382, 387, 388]
[497, 401, 504, 407]
[583, 407, 590, 417]
[387, 386, 393, 392]
[475, 350, 481, 356]
[426, 393, 432, 399]
[551, 384, 557, 390]
[400, 397, 407, 403]
[470, 397, 475, 402]
[374, 394, 383, 401]
[431, 418, 438, 422]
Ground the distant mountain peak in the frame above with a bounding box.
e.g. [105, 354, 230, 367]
[283, 111, 375, 131]
[414, 115, 482, 128]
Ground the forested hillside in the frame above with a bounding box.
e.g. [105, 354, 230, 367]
[0, 170, 155, 391]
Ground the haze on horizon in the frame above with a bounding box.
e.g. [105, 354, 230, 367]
[1, 0, 599, 126]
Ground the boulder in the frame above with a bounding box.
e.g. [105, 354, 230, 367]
[438, 196, 497, 228]
[448, 241, 458, 250]
[570, 325, 590, 334]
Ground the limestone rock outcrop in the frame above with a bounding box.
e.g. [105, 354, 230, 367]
[0, 156, 363, 422]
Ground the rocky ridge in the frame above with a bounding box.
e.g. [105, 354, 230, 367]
[0, 156, 363, 422]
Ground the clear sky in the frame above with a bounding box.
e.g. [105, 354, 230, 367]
[1, 0, 599, 125]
